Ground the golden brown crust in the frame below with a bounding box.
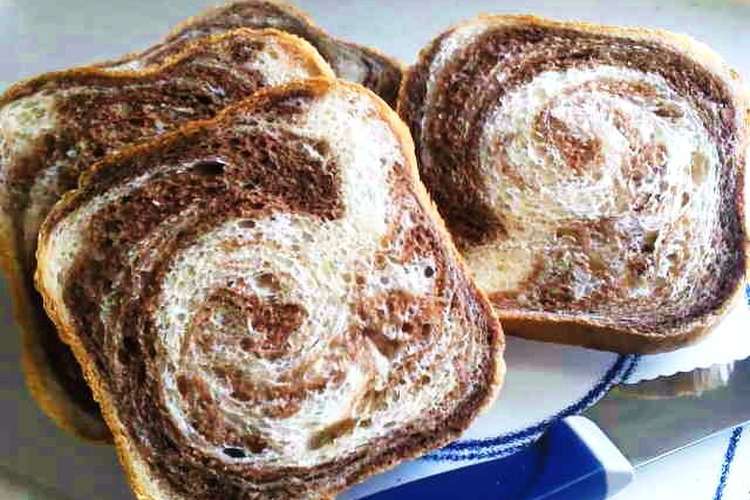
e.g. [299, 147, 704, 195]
[0, 28, 334, 106]
[0, 27, 335, 442]
[497, 284, 743, 354]
[98, 0, 405, 105]
[0, 220, 110, 441]
[397, 14, 748, 353]
[36, 78, 504, 499]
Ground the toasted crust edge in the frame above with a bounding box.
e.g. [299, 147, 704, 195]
[0, 27, 336, 106]
[397, 14, 749, 354]
[0, 27, 335, 443]
[0, 216, 111, 441]
[98, 0, 406, 104]
[498, 281, 745, 354]
[35, 77, 505, 499]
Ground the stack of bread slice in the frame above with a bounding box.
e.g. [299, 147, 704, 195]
[2, 3, 747, 499]
[1, 1, 504, 498]
[1, 26, 336, 443]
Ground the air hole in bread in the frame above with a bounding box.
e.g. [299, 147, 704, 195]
[424, 266, 435, 278]
[421, 324, 432, 337]
[222, 447, 247, 459]
[195, 94, 214, 106]
[238, 219, 256, 229]
[192, 159, 226, 176]
[117, 335, 139, 365]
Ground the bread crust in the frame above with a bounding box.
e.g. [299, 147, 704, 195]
[498, 285, 744, 354]
[0, 28, 334, 106]
[35, 78, 504, 499]
[397, 14, 748, 354]
[98, 0, 405, 106]
[0, 216, 111, 441]
[0, 28, 334, 441]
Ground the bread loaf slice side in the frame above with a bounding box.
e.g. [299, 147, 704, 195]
[36, 78, 504, 499]
[0, 28, 333, 440]
[398, 15, 748, 353]
[99, 0, 404, 106]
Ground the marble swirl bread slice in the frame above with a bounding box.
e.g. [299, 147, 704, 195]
[398, 15, 748, 354]
[0, 28, 334, 441]
[35, 78, 505, 499]
[99, 0, 404, 106]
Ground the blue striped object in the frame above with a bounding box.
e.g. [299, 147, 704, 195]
[368, 417, 631, 500]
[713, 426, 744, 500]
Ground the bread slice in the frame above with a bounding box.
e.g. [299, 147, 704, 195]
[99, 0, 404, 106]
[0, 28, 334, 441]
[36, 78, 504, 499]
[398, 15, 748, 353]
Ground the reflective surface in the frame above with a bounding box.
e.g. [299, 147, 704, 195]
[586, 358, 750, 466]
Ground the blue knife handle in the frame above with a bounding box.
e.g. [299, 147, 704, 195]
[364, 417, 633, 500]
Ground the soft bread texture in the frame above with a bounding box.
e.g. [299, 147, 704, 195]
[398, 15, 748, 353]
[99, 0, 404, 106]
[0, 28, 333, 441]
[35, 78, 504, 499]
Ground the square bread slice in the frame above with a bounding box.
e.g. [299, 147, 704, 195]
[0, 28, 333, 441]
[398, 15, 748, 353]
[99, 0, 404, 106]
[36, 79, 504, 499]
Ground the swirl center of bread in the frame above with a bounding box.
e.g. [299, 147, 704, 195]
[469, 65, 720, 303]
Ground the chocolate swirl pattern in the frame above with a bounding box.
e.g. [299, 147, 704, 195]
[36, 80, 504, 499]
[100, 0, 404, 105]
[399, 16, 748, 353]
[0, 28, 333, 440]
